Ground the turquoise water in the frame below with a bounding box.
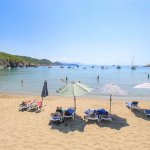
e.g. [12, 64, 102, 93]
[0, 66, 150, 100]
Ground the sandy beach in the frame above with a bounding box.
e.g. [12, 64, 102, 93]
[0, 94, 150, 150]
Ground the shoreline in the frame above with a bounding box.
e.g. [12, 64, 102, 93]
[0, 92, 150, 101]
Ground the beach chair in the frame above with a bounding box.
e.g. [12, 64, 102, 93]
[49, 107, 64, 124]
[64, 107, 75, 119]
[19, 102, 28, 111]
[126, 101, 140, 110]
[144, 110, 150, 117]
[49, 112, 64, 125]
[19, 100, 34, 112]
[27, 100, 38, 112]
[84, 109, 99, 122]
[97, 109, 112, 122]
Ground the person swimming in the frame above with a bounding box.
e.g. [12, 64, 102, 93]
[60, 78, 65, 83]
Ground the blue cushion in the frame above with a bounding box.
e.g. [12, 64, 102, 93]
[97, 109, 108, 115]
[145, 110, 150, 114]
[67, 108, 75, 115]
[131, 101, 138, 106]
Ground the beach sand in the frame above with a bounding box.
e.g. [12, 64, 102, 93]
[0, 94, 150, 150]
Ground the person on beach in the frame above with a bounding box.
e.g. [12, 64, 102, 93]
[56, 107, 63, 115]
[36, 100, 43, 111]
[21, 101, 27, 106]
[148, 74, 149, 80]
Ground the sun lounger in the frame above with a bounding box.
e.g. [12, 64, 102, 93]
[64, 108, 75, 119]
[84, 109, 99, 122]
[26, 100, 43, 112]
[49, 112, 64, 124]
[49, 107, 65, 125]
[19, 100, 34, 112]
[27, 100, 38, 112]
[144, 110, 150, 117]
[19, 103, 28, 111]
[126, 101, 140, 110]
[97, 109, 112, 122]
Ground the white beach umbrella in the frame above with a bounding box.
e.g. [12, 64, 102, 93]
[57, 82, 92, 109]
[97, 83, 128, 113]
[134, 82, 150, 89]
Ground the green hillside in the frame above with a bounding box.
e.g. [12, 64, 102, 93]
[0, 52, 53, 65]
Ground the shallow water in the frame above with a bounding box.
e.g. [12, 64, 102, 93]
[0, 66, 150, 100]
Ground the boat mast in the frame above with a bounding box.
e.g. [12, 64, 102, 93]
[132, 56, 134, 67]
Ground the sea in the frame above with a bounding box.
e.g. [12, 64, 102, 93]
[0, 65, 150, 100]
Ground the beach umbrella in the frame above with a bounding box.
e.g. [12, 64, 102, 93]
[134, 82, 150, 89]
[57, 81, 92, 109]
[41, 80, 48, 101]
[97, 83, 128, 113]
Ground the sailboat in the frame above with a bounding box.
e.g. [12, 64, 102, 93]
[116, 61, 121, 69]
[101, 66, 105, 69]
[117, 65, 121, 69]
[131, 56, 136, 70]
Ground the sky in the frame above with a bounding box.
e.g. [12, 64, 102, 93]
[0, 0, 150, 65]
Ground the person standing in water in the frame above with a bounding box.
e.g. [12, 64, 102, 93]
[148, 74, 149, 81]
[21, 80, 24, 87]
[97, 75, 100, 83]
[66, 76, 68, 84]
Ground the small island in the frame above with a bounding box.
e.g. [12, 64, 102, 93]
[144, 64, 150, 67]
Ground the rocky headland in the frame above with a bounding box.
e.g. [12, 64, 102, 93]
[0, 52, 61, 68]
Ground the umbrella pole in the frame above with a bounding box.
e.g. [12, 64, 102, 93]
[74, 96, 76, 110]
[110, 94, 112, 114]
[41, 97, 44, 108]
